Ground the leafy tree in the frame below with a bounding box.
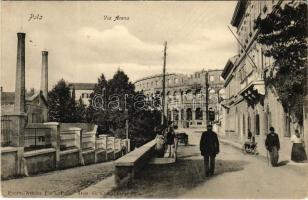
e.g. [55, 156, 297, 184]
[75, 97, 87, 122]
[87, 73, 109, 125]
[48, 79, 74, 122]
[87, 70, 161, 147]
[256, 1, 307, 124]
[70, 87, 77, 122]
[129, 109, 161, 148]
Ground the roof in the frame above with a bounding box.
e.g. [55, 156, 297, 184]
[134, 73, 177, 84]
[1, 91, 48, 106]
[68, 83, 96, 90]
[1, 92, 15, 105]
[134, 69, 224, 84]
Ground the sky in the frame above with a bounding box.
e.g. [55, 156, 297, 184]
[1, 1, 237, 92]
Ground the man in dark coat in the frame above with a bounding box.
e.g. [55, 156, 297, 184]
[200, 124, 220, 177]
[265, 127, 280, 167]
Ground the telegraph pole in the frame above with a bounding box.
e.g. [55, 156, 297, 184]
[125, 119, 129, 139]
[205, 71, 209, 126]
[161, 41, 167, 126]
[304, 57, 308, 153]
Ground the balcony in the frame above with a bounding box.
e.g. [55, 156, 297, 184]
[239, 80, 265, 107]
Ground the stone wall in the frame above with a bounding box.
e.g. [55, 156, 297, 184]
[24, 148, 56, 175]
[1, 147, 18, 179]
[1, 121, 132, 179]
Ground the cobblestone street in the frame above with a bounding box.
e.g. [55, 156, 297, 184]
[106, 129, 308, 199]
[1, 161, 113, 197]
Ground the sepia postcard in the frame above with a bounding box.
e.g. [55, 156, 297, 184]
[1, 0, 308, 199]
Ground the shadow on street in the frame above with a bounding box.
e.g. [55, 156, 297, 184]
[105, 154, 249, 198]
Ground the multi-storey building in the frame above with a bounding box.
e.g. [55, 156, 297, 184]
[68, 83, 95, 106]
[134, 69, 225, 128]
[221, 0, 306, 158]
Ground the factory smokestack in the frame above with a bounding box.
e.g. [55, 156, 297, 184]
[14, 32, 26, 114]
[41, 51, 48, 100]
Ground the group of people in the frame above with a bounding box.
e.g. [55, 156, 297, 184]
[198, 124, 307, 179]
[265, 127, 307, 166]
[154, 122, 307, 178]
[154, 124, 178, 158]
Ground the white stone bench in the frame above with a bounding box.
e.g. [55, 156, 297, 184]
[114, 139, 156, 187]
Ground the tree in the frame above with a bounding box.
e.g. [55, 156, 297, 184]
[75, 97, 87, 122]
[70, 87, 77, 122]
[256, 1, 307, 125]
[86, 70, 161, 147]
[48, 79, 74, 122]
[87, 73, 109, 125]
[129, 109, 161, 148]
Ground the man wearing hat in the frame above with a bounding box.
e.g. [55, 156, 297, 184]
[265, 127, 280, 166]
[200, 124, 220, 177]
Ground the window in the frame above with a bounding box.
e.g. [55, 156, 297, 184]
[175, 78, 178, 84]
[255, 114, 260, 135]
[284, 116, 291, 137]
[38, 136, 45, 142]
[195, 108, 203, 120]
[209, 75, 214, 82]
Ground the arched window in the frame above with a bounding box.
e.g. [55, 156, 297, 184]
[173, 109, 179, 121]
[195, 108, 203, 120]
[181, 109, 184, 120]
[255, 114, 260, 135]
[186, 108, 192, 120]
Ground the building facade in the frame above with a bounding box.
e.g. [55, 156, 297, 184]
[221, 0, 305, 158]
[68, 83, 95, 106]
[1, 90, 48, 123]
[1, 48, 49, 124]
[134, 69, 225, 128]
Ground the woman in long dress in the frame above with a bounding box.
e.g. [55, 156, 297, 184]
[154, 126, 165, 158]
[291, 129, 307, 162]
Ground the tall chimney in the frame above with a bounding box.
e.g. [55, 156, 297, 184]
[14, 32, 26, 114]
[41, 51, 48, 100]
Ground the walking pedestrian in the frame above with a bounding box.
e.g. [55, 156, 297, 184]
[291, 129, 307, 162]
[247, 129, 252, 141]
[154, 125, 165, 158]
[173, 125, 179, 158]
[200, 124, 220, 177]
[265, 127, 280, 167]
[166, 125, 175, 157]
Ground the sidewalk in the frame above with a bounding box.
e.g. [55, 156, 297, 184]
[69, 175, 116, 198]
[218, 135, 308, 169]
[104, 131, 308, 198]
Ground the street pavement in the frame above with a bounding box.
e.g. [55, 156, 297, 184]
[1, 160, 114, 197]
[1, 128, 308, 198]
[106, 128, 308, 198]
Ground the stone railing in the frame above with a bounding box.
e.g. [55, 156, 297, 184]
[114, 139, 156, 187]
[1, 121, 131, 179]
